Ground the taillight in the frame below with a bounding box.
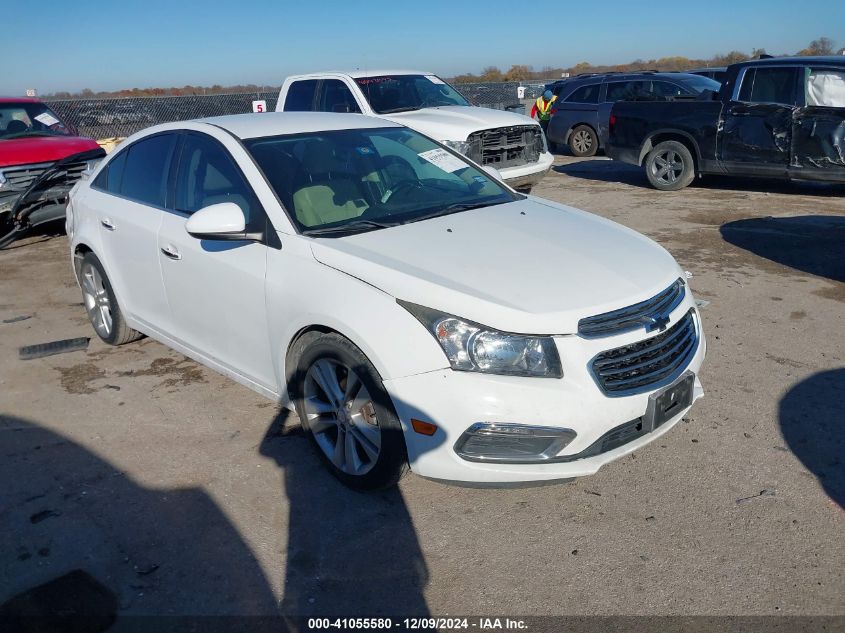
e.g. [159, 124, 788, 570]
[609, 114, 617, 129]
[550, 108, 557, 115]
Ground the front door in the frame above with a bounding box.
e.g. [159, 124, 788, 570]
[719, 66, 801, 175]
[790, 65, 845, 182]
[156, 132, 276, 391]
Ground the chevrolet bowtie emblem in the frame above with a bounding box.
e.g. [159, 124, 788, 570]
[638, 314, 670, 332]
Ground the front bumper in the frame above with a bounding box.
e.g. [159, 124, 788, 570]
[498, 151, 554, 189]
[383, 303, 706, 484]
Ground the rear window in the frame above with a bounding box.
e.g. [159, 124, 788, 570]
[738, 67, 799, 105]
[564, 84, 600, 104]
[284, 80, 319, 111]
[119, 134, 176, 207]
[605, 80, 651, 102]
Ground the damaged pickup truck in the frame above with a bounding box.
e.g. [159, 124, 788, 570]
[0, 98, 104, 247]
[607, 57, 845, 190]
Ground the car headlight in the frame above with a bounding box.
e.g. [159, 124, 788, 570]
[441, 140, 470, 156]
[398, 300, 562, 378]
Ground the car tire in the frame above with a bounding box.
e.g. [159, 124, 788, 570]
[644, 140, 695, 191]
[569, 125, 598, 157]
[79, 252, 143, 346]
[291, 332, 409, 490]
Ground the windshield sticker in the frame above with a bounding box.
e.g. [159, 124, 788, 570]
[34, 112, 60, 127]
[418, 148, 467, 173]
[355, 146, 375, 155]
[473, 175, 487, 184]
[356, 77, 393, 85]
[425, 75, 446, 85]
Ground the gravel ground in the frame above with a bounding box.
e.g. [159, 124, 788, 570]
[1, 155, 843, 620]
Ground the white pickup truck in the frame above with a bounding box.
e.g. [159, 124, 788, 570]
[276, 70, 554, 191]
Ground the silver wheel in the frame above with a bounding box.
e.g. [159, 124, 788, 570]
[81, 262, 112, 338]
[649, 149, 685, 186]
[303, 359, 381, 476]
[572, 129, 593, 154]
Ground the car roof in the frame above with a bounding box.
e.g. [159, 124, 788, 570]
[734, 55, 845, 67]
[196, 111, 402, 139]
[554, 71, 708, 86]
[287, 69, 434, 80]
[0, 97, 42, 104]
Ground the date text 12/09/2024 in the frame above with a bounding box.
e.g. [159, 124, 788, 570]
[307, 617, 529, 630]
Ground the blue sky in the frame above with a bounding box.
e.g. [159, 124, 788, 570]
[2, 0, 842, 94]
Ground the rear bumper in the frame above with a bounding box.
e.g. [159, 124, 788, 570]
[499, 151, 554, 188]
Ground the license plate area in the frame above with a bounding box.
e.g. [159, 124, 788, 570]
[644, 371, 694, 431]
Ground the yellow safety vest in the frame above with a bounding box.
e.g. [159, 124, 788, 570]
[536, 95, 557, 119]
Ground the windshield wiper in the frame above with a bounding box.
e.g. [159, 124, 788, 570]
[378, 106, 420, 114]
[400, 200, 505, 225]
[301, 219, 398, 237]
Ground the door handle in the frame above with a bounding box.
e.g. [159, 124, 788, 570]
[100, 218, 115, 231]
[160, 245, 182, 261]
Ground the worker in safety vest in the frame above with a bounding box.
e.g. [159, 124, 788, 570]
[530, 89, 557, 134]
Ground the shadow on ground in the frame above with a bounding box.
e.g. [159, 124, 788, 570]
[720, 215, 845, 282]
[779, 369, 845, 510]
[0, 414, 277, 626]
[260, 407, 439, 617]
[553, 159, 646, 186]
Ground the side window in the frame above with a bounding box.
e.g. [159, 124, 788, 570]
[605, 81, 651, 102]
[120, 134, 176, 207]
[175, 133, 257, 222]
[565, 84, 600, 104]
[652, 81, 688, 97]
[737, 67, 799, 105]
[92, 149, 127, 193]
[284, 80, 318, 111]
[806, 67, 845, 107]
[318, 80, 361, 113]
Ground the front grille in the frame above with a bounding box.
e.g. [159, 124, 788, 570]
[578, 279, 685, 337]
[0, 160, 88, 194]
[466, 125, 543, 169]
[0, 162, 54, 192]
[591, 309, 698, 395]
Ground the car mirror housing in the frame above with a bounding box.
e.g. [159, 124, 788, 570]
[185, 202, 261, 242]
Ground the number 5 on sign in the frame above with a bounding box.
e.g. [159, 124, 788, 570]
[252, 100, 267, 113]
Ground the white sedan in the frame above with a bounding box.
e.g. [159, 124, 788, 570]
[67, 112, 705, 489]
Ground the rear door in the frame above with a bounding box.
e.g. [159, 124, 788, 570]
[88, 133, 177, 329]
[790, 65, 845, 182]
[156, 131, 276, 390]
[718, 66, 801, 175]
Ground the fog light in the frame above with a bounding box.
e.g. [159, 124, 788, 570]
[454, 423, 576, 463]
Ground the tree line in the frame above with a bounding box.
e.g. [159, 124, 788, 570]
[43, 38, 840, 98]
[448, 37, 841, 83]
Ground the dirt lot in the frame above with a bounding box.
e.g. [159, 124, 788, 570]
[1, 155, 843, 619]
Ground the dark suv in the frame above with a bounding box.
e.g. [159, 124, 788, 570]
[545, 72, 720, 156]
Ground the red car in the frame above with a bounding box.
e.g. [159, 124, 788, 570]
[0, 97, 104, 247]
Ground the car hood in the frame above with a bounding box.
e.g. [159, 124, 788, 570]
[309, 198, 683, 334]
[382, 106, 537, 142]
[0, 136, 101, 168]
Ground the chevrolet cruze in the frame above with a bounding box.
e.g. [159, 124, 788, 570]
[67, 112, 705, 489]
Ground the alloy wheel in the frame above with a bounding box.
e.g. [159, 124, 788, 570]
[81, 263, 113, 338]
[650, 150, 685, 185]
[303, 358, 381, 476]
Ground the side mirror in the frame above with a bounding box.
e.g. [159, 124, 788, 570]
[482, 166, 502, 181]
[185, 202, 260, 241]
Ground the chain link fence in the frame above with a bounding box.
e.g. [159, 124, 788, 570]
[44, 80, 557, 140]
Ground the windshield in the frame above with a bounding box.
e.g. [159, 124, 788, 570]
[245, 127, 517, 236]
[679, 75, 722, 92]
[0, 102, 74, 140]
[355, 75, 470, 114]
